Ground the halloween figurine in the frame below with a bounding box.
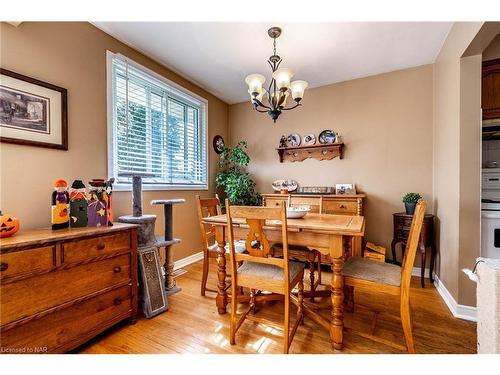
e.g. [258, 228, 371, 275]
[104, 178, 115, 226]
[0, 211, 20, 238]
[69, 180, 88, 227]
[51, 179, 70, 230]
[87, 179, 108, 227]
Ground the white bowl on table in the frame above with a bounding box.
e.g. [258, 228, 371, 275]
[286, 206, 310, 219]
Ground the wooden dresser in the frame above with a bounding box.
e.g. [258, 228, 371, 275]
[0, 223, 138, 354]
[262, 193, 366, 260]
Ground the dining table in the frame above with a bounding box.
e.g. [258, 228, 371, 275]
[201, 212, 365, 350]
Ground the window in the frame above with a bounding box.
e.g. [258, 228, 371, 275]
[107, 52, 208, 190]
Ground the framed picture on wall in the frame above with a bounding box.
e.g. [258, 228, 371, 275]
[0, 68, 68, 150]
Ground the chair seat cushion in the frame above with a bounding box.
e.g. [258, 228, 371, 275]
[237, 260, 304, 282]
[342, 257, 401, 287]
[208, 240, 247, 254]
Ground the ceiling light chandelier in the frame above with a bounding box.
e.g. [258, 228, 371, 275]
[245, 26, 308, 123]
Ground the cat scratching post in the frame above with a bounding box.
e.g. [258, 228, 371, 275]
[118, 172, 169, 317]
[151, 199, 185, 296]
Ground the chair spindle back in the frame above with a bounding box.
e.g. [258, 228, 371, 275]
[196, 195, 222, 249]
[225, 199, 291, 282]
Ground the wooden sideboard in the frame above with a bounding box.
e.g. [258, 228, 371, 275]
[0, 223, 138, 354]
[262, 193, 365, 261]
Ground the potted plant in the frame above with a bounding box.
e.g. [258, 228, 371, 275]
[216, 140, 262, 207]
[402, 192, 422, 215]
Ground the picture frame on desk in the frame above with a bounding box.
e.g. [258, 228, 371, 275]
[335, 183, 356, 195]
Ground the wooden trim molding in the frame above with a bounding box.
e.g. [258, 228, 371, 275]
[174, 251, 204, 271]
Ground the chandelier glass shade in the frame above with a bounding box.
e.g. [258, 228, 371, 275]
[245, 27, 308, 122]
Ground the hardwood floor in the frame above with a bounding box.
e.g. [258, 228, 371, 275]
[78, 259, 476, 354]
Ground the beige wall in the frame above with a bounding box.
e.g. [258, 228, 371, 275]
[459, 55, 482, 306]
[483, 34, 500, 61]
[433, 22, 483, 305]
[0, 22, 229, 261]
[229, 65, 434, 260]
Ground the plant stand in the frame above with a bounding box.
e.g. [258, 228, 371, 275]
[151, 199, 186, 296]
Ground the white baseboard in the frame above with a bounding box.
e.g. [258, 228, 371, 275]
[432, 274, 477, 322]
[174, 251, 204, 271]
[410, 266, 477, 322]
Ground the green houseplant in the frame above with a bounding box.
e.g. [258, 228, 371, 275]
[216, 141, 262, 206]
[402, 192, 422, 215]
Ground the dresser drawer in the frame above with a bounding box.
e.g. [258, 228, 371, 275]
[62, 232, 130, 264]
[1, 285, 132, 353]
[0, 246, 56, 280]
[1, 253, 131, 326]
[264, 197, 287, 207]
[323, 200, 358, 215]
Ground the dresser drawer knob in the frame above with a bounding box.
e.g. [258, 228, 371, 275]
[113, 266, 122, 273]
[97, 243, 106, 250]
[114, 297, 122, 306]
[339, 205, 346, 209]
[0, 262, 8, 272]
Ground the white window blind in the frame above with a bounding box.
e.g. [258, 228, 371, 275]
[108, 52, 208, 190]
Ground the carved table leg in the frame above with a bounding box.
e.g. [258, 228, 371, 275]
[344, 285, 354, 313]
[330, 235, 344, 350]
[309, 252, 316, 302]
[215, 226, 228, 314]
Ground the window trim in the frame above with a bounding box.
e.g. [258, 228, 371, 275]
[106, 50, 209, 192]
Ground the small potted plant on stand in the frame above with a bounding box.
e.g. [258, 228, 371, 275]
[402, 192, 422, 215]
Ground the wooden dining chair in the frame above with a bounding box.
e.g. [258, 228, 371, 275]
[342, 199, 427, 353]
[268, 200, 322, 301]
[225, 200, 305, 354]
[271, 244, 321, 302]
[195, 195, 246, 296]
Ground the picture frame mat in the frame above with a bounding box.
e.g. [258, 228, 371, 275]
[0, 69, 67, 150]
[0, 74, 61, 143]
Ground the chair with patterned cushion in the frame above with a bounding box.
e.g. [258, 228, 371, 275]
[225, 200, 305, 354]
[195, 195, 247, 296]
[271, 244, 322, 302]
[342, 199, 427, 353]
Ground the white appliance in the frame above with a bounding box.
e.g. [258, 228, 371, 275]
[481, 169, 500, 259]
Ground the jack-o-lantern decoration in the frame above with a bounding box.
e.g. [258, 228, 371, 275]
[0, 211, 20, 238]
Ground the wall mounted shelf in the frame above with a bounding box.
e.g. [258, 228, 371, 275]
[276, 143, 344, 163]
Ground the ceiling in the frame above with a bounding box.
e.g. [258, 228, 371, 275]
[93, 22, 452, 104]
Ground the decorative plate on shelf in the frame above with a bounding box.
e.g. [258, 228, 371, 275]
[212, 135, 225, 154]
[271, 179, 299, 192]
[318, 129, 337, 144]
[303, 133, 316, 146]
[286, 133, 301, 147]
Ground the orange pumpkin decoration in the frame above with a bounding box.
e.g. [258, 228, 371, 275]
[0, 211, 20, 238]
